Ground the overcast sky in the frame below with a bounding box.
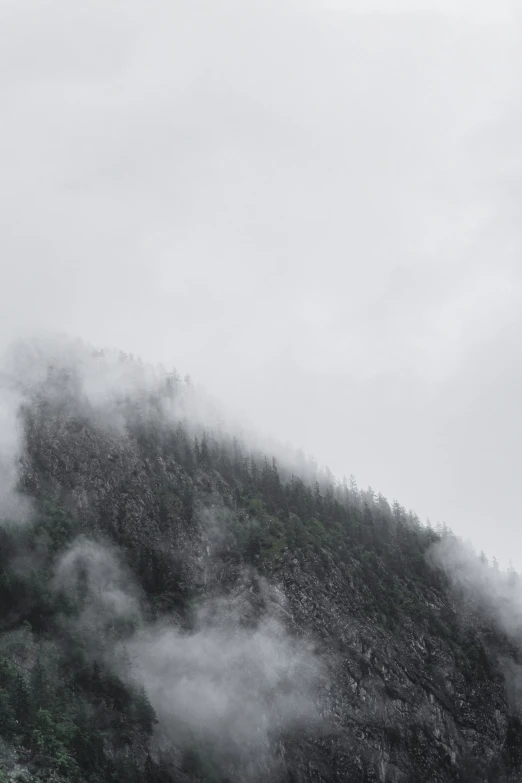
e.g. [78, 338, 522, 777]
[1, 0, 522, 566]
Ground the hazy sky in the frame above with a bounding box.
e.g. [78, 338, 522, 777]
[1, 0, 522, 566]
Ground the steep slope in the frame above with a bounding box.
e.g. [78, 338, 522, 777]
[1, 348, 522, 782]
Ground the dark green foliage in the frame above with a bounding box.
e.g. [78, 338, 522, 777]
[504, 714, 522, 770]
[0, 626, 158, 779]
[182, 747, 233, 782]
[0, 364, 520, 783]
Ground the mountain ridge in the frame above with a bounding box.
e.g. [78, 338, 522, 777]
[0, 343, 521, 782]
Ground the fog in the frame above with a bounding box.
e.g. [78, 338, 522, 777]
[430, 534, 522, 702]
[1, 1, 522, 565]
[52, 534, 324, 778]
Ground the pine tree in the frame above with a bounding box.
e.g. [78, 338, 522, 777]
[133, 686, 158, 735]
[30, 653, 48, 715]
[12, 671, 30, 732]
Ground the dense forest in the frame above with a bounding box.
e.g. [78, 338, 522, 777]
[1, 343, 522, 782]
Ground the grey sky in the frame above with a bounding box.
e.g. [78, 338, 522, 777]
[1, 0, 522, 566]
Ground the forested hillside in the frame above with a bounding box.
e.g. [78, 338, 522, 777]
[1, 344, 522, 782]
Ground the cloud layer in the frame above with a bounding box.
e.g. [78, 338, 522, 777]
[1, 1, 522, 565]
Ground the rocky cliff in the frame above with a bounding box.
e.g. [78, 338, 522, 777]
[0, 348, 521, 782]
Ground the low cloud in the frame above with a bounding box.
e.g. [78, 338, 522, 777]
[0, 382, 32, 523]
[430, 534, 522, 644]
[52, 536, 143, 638]
[52, 536, 324, 778]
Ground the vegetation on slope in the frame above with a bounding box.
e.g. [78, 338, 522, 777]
[0, 349, 521, 782]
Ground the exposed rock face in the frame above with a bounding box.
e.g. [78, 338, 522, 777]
[1, 364, 522, 782]
[275, 552, 509, 782]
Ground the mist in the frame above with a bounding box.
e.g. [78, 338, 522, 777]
[2, 1, 522, 566]
[0, 385, 31, 523]
[430, 535, 522, 639]
[0, 344, 328, 779]
[0, 334, 338, 529]
[52, 533, 325, 779]
[2, 328, 522, 779]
